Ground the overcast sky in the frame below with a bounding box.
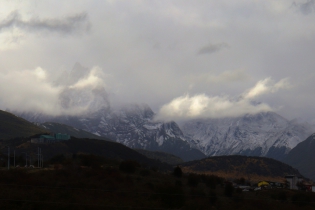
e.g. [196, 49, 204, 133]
[0, 0, 315, 121]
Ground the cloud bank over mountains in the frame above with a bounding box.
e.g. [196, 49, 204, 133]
[0, 62, 290, 122]
[0, 65, 108, 116]
[156, 78, 291, 121]
[0, 1, 315, 122]
[0, 62, 291, 121]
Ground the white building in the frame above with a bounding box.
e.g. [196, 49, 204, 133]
[285, 175, 303, 190]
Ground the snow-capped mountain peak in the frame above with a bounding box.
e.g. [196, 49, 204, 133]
[180, 112, 314, 160]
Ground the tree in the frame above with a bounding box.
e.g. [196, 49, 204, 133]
[173, 166, 183, 178]
[224, 182, 234, 197]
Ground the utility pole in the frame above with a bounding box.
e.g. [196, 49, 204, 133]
[14, 150, 15, 167]
[7, 147, 10, 170]
[37, 147, 42, 168]
[40, 148, 41, 168]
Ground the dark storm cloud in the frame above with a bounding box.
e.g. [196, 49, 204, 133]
[197, 43, 229, 55]
[293, 0, 315, 15]
[0, 11, 90, 34]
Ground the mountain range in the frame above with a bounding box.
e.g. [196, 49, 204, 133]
[18, 105, 314, 163]
[19, 104, 206, 162]
[11, 63, 315, 164]
[1, 108, 307, 183]
[2, 102, 315, 181]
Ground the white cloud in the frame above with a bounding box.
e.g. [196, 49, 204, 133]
[243, 78, 291, 99]
[33, 67, 47, 80]
[156, 78, 290, 121]
[0, 28, 24, 51]
[69, 66, 105, 89]
[0, 65, 109, 116]
[0, 67, 61, 114]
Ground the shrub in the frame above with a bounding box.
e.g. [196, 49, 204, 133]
[224, 182, 234, 197]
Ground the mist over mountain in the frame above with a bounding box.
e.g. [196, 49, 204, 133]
[55, 62, 111, 114]
[13, 64, 205, 161]
[12, 63, 110, 120]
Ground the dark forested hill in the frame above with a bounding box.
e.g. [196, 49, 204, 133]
[284, 133, 315, 181]
[181, 155, 304, 182]
[135, 149, 184, 165]
[0, 137, 172, 171]
[0, 110, 47, 139]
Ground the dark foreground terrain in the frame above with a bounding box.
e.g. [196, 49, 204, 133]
[0, 154, 315, 210]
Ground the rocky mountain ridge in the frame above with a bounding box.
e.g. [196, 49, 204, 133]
[12, 63, 315, 162]
[180, 112, 314, 160]
[284, 133, 315, 181]
[18, 104, 206, 162]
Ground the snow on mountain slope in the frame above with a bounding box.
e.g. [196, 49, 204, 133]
[179, 112, 314, 160]
[17, 103, 205, 161]
[63, 104, 205, 161]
